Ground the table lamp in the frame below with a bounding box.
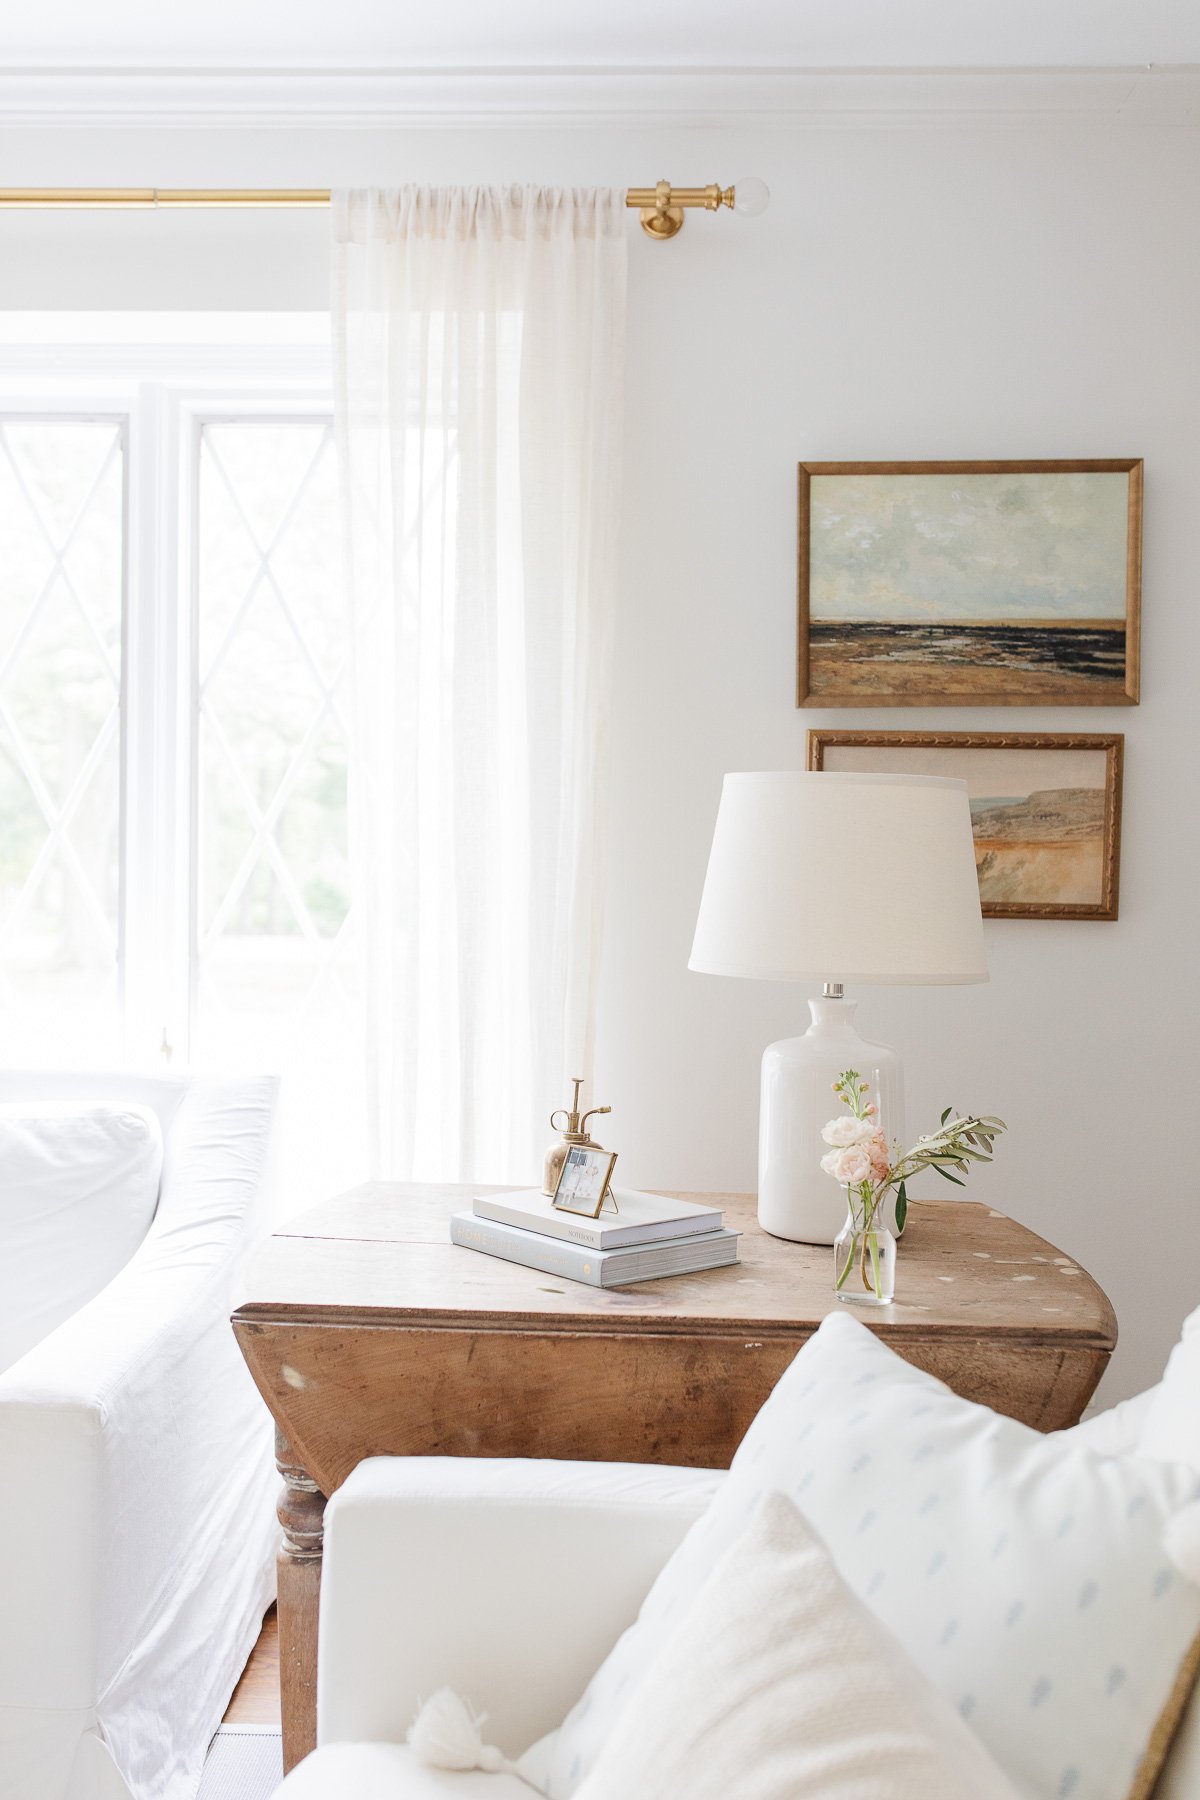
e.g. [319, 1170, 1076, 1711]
[689, 771, 987, 1244]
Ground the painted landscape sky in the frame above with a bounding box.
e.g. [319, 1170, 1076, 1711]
[810, 471, 1129, 623]
[823, 742, 1109, 801]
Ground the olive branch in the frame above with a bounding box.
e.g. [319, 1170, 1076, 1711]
[882, 1108, 1007, 1234]
[827, 1070, 1006, 1287]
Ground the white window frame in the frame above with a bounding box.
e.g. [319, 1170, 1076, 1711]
[0, 328, 336, 1066]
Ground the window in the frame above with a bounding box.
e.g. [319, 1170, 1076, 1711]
[194, 420, 352, 1062]
[0, 417, 124, 1057]
[0, 318, 366, 1207]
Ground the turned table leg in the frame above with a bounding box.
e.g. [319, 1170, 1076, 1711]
[276, 1430, 327, 1773]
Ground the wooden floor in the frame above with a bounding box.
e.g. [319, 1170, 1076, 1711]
[224, 1606, 280, 1727]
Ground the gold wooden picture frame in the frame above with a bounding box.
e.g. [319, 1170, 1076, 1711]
[797, 459, 1142, 707]
[807, 730, 1124, 921]
[551, 1143, 619, 1218]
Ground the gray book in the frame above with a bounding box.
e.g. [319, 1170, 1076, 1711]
[450, 1209, 740, 1288]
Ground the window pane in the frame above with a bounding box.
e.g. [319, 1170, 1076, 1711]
[0, 419, 123, 1060]
[195, 420, 363, 1202]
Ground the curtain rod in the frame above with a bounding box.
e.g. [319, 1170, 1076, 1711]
[0, 182, 764, 240]
[0, 189, 332, 208]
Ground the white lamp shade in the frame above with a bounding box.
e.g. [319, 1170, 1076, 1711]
[689, 771, 987, 985]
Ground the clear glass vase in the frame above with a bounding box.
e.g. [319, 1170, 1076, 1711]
[833, 1201, 896, 1306]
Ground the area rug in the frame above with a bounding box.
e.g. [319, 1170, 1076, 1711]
[198, 1725, 284, 1800]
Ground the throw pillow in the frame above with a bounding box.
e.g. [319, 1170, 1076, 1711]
[573, 1490, 1020, 1800]
[0, 1101, 163, 1373]
[539, 1310, 1200, 1800]
[1139, 1303, 1200, 1469]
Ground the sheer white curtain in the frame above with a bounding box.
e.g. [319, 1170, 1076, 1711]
[332, 187, 627, 1183]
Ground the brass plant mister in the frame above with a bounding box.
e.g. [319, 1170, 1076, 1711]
[543, 1078, 612, 1197]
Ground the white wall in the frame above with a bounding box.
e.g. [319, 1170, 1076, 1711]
[2, 115, 1196, 1401]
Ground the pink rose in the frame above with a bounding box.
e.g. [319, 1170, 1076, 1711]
[867, 1129, 891, 1181]
[821, 1145, 873, 1186]
[821, 1116, 875, 1149]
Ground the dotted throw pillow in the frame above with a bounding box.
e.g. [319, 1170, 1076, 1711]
[534, 1311, 1200, 1800]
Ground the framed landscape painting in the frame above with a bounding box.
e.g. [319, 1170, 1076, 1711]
[807, 730, 1124, 920]
[798, 460, 1142, 706]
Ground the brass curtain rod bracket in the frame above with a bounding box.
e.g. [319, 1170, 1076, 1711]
[0, 180, 768, 239]
[624, 180, 733, 241]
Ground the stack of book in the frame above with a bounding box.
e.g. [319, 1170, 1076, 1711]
[450, 1187, 739, 1288]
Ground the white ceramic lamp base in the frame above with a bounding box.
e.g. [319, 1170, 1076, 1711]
[758, 994, 905, 1246]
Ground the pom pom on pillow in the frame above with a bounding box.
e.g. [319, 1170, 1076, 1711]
[408, 1688, 517, 1776]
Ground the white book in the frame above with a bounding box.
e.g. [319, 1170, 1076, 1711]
[451, 1210, 740, 1288]
[473, 1186, 723, 1250]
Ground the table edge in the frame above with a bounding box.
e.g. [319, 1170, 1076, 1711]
[231, 1300, 1116, 1349]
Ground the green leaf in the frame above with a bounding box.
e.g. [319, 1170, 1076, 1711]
[895, 1182, 908, 1236]
[940, 1106, 952, 1125]
[933, 1164, 965, 1186]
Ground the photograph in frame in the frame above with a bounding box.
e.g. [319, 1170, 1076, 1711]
[552, 1143, 619, 1219]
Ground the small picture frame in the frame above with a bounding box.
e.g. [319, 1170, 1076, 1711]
[552, 1144, 619, 1219]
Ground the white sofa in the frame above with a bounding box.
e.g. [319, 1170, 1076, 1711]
[0, 1072, 280, 1800]
[274, 1387, 1199, 1800]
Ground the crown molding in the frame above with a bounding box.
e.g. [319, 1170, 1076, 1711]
[0, 64, 1198, 128]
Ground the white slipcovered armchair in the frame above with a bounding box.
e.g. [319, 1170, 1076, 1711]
[275, 1455, 724, 1799]
[274, 1387, 1200, 1800]
[0, 1071, 280, 1800]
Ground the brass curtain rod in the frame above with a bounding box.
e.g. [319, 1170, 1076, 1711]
[0, 189, 332, 208]
[0, 181, 755, 239]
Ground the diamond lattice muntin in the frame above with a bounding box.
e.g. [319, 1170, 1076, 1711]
[0, 419, 124, 1053]
[195, 421, 355, 1059]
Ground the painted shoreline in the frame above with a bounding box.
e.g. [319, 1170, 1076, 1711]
[809, 619, 1125, 672]
[807, 619, 1127, 698]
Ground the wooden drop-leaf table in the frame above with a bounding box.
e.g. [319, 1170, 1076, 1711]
[231, 1183, 1116, 1772]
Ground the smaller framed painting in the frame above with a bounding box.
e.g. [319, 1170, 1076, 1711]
[797, 460, 1142, 707]
[807, 730, 1123, 920]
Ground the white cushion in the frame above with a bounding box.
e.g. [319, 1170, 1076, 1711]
[0, 1069, 187, 1145]
[573, 1490, 1018, 1800]
[275, 1741, 537, 1798]
[1057, 1368, 1200, 1800]
[1139, 1305, 1200, 1469]
[1060, 1388, 1158, 1459]
[542, 1310, 1200, 1800]
[1126, 1305, 1200, 1797]
[0, 1101, 163, 1373]
[1158, 1667, 1200, 1800]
